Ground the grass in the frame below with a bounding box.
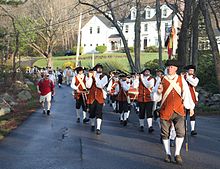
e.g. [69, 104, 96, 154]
[34, 52, 168, 71]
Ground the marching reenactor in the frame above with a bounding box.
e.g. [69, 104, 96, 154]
[184, 65, 199, 136]
[116, 74, 130, 126]
[64, 67, 73, 86]
[153, 60, 195, 165]
[133, 68, 155, 133]
[71, 66, 90, 123]
[107, 71, 119, 112]
[86, 64, 108, 135]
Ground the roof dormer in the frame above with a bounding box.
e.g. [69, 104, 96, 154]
[130, 7, 136, 20]
[144, 6, 156, 19]
[161, 4, 172, 18]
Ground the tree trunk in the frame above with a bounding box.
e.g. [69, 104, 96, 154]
[199, 0, 220, 92]
[12, 31, 19, 81]
[177, 0, 193, 66]
[156, 0, 163, 68]
[47, 52, 53, 68]
[134, 0, 141, 72]
[191, 5, 200, 67]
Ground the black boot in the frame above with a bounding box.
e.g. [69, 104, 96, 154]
[139, 126, 144, 132]
[96, 129, 101, 135]
[191, 130, 197, 136]
[83, 118, 90, 123]
[148, 126, 154, 133]
[123, 120, 127, 126]
[47, 110, 50, 115]
[76, 118, 80, 123]
[91, 126, 95, 132]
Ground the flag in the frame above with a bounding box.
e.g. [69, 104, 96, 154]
[165, 26, 175, 60]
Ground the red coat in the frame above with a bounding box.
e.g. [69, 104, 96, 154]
[160, 75, 185, 120]
[109, 79, 118, 96]
[137, 77, 154, 103]
[116, 83, 128, 102]
[74, 76, 87, 100]
[87, 77, 105, 104]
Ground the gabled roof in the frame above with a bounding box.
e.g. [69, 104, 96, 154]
[96, 15, 114, 28]
[124, 13, 174, 23]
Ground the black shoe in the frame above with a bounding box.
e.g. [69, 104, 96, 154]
[43, 110, 46, 114]
[140, 126, 144, 132]
[170, 139, 175, 147]
[191, 130, 197, 136]
[83, 118, 90, 123]
[47, 110, 50, 115]
[91, 126, 95, 132]
[123, 120, 127, 126]
[120, 120, 123, 124]
[96, 129, 101, 135]
[76, 118, 80, 123]
[148, 126, 154, 133]
[174, 155, 183, 165]
[164, 154, 171, 163]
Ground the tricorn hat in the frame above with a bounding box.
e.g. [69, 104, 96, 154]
[165, 60, 180, 67]
[141, 68, 151, 74]
[75, 66, 84, 73]
[93, 63, 103, 71]
[184, 65, 196, 71]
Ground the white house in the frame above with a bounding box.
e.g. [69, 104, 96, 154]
[81, 15, 120, 53]
[122, 4, 179, 53]
[81, 4, 180, 54]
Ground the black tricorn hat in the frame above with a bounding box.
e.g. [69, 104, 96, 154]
[184, 65, 196, 71]
[75, 66, 84, 73]
[165, 60, 180, 67]
[155, 68, 164, 74]
[118, 73, 127, 78]
[93, 63, 103, 71]
[141, 68, 151, 74]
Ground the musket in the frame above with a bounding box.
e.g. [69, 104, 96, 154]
[185, 109, 189, 152]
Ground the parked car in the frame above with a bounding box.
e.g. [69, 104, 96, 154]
[64, 50, 74, 56]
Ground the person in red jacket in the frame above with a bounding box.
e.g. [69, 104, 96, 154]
[153, 60, 195, 165]
[37, 72, 55, 115]
[86, 64, 108, 135]
[184, 65, 199, 136]
[71, 66, 90, 123]
[133, 68, 155, 133]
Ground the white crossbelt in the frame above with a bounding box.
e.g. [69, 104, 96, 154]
[161, 75, 182, 107]
[76, 76, 87, 90]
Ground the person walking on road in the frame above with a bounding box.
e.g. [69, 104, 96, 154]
[37, 72, 55, 115]
[86, 64, 108, 135]
[71, 66, 90, 123]
[153, 60, 195, 165]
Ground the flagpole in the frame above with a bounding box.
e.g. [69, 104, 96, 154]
[76, 13, 82, 67]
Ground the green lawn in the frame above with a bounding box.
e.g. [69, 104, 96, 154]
[34, 52, 168, 72]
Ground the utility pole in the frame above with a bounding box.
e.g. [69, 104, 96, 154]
[76, 13, 82, 67]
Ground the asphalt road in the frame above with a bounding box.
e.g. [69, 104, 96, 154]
[0, 85, 219, 169]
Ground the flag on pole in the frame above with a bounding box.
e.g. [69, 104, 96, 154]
[165, 26, 175, 60]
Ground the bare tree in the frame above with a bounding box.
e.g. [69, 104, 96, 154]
[199, 0, 220, 91]
[78, 0, 137, 72]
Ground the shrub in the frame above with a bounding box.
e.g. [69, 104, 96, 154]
[72, 46, 84, 55]
[144, 46, 158, 53]
[96, 45, 107, 53]
[54, 50, 66, 56]
[62, 61, 76, 70]
[143, 59, 166, 75]
[197, 50, 218, 93]
[119, 47, 134, 53]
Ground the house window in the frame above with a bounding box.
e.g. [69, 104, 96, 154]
[97, 26, 100, 34]
[96, 44, 99, 46]
[132, 11, 136, 19]
[144, 24, 148, 32]
[163, 9, 167, 17]
[90, 27, 92, 34]
[147, 10, 151, 18]
[125, 25, 129, 33]
[90, 44, 92, 46]
[103, 43, 105, 46]
[84, 44, 86, 47]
